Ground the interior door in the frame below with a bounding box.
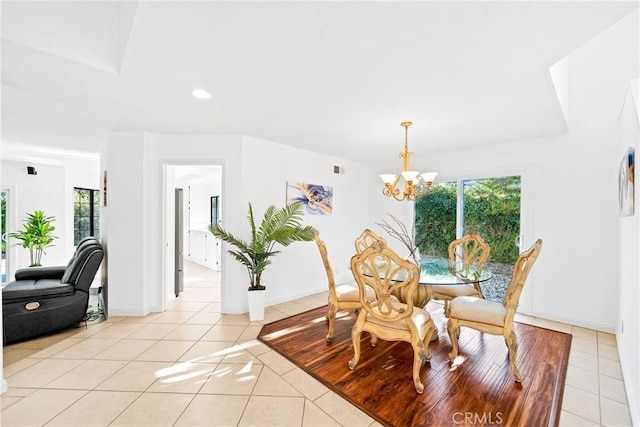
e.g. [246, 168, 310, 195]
[175, 188, 184, 297]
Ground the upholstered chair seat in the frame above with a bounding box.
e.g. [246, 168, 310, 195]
[448, 296, 507, 327]
[349, 240, 435, 394]
[447, 239, 542, 383]
[335, 283, 374, 302]
[430, 283, 481, 298]
[366, 302, 431, 331]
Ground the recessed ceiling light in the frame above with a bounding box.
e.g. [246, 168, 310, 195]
[192, 89, 212, 100]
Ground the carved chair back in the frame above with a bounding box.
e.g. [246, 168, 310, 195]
[354, 228, 388, 254]
[448, 232, 490, 272]
[502, 239, 543, 321]
[350, 240, 419, 323]
[314, 232, 338, 300]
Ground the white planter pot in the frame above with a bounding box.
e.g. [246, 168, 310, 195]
[247, 289, 266, 321]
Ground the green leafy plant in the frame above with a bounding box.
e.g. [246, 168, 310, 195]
[209, 202, 316, 291]
[9, 210, 58, 266]
[415, 177, 521, 264]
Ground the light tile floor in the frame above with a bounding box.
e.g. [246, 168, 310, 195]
[1, 261, 632, 426]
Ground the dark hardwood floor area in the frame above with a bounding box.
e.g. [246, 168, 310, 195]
[258, 303, 571, 427]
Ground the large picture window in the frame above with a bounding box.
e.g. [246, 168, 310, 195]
[415, 175, 521, 302]
[74, 188, 100, 245]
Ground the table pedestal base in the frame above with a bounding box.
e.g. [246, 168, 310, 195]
[392, 285, 440, 341]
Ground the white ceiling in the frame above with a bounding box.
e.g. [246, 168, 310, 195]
[2, 1, 638, 169]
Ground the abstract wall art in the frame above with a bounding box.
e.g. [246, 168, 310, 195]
[286, 182, 333, 215]
[619, 147, 635, 216]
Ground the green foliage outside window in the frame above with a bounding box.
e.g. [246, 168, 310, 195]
[463, 177, 521, 264]
[74, 188, 100, 245]
[415, 177, 521, 264]
[415, 183, 456, 258]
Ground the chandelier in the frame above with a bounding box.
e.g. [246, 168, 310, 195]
[380, 121, 438, 201]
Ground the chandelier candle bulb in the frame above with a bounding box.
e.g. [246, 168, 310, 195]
[380, 121, 438, 201]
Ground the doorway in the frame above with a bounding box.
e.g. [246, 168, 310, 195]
[415, 175, 522, 302]
[163, 164, 223, 310]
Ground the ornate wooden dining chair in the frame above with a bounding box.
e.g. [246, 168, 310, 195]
[431, 232, 490, 311]
[314, 232, 374, 342]
[354, 228, 387, 254]
[446, 239, 542, 382]
[349, 240, 435, 394]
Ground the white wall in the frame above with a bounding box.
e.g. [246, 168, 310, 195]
[1, 161, 65, 269]
[102, 132, 148, 315]
[102, 132, 382, 316]
[155, 134, 243, 314]
[1, 155, 100, 273]
[240, 136, 379, 306]
[426, 122, 621, 331]
[618, 80, 640, 426]
[186, 176, 221, 230]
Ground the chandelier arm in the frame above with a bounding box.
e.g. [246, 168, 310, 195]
[416, 175, 427, 187]
[393, 193, 407, 202]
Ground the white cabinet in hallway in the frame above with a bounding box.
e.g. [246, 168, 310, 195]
[187, 229, 220, 270]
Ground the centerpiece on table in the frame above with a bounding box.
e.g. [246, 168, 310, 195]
[376, 213, 421, 266]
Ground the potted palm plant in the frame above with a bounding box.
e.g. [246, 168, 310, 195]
[9, 210, 58, 267]
[209, 202, 316, 320]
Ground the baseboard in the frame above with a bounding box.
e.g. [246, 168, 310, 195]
[108, 308, 148, 317]
[520, 308, 616, 333]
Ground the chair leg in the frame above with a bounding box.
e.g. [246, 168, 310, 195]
[348, 321, 363, 370]
[447, 318, 460, 362]
[326, 303, 336, 342]
[505, 330, 523, 382]
[443, 299, 450, 313]
[422, 320, 435, 362]
[411, 340, 426, 394]
[369, 333, 378, 347]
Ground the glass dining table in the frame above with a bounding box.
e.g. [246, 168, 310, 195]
[356, 255, 493, 339]
[387, 257, 493, 341]
[392, 257, 493, 310]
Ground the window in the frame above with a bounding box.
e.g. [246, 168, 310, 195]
[74, 188, 100, 245]
[415, 175, 521, 302]
[1, 190, 7, 285]
[211, 196, 220, 226]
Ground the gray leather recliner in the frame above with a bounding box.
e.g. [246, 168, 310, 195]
[2, 237, 104, 345]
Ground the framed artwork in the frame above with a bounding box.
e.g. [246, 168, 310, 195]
[619, 147, 635, 216]
[286, 181, 333, 215]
